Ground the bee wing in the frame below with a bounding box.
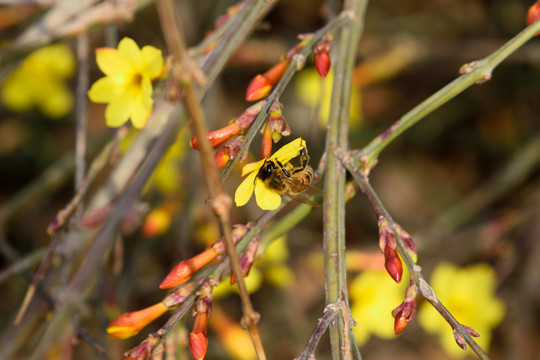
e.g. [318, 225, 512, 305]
[285, 192, 321, 207]
[281, 177, 325, 196]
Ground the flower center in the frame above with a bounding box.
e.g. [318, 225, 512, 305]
[131, 73, 143, 87]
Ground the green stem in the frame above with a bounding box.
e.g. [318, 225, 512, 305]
[323, 1, 368, 358]
[358, 19, 540, 169]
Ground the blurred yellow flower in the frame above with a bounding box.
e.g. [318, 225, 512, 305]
[1, 44, 75, 118]
[349, 269, 408, 346]
[235, 137, 307, 210]
[295, 69, 362, 128]
[87, 37, 164, 129]
[418, 262, 505, 358]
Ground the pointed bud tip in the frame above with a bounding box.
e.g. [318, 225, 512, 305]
[189, 331, 208, 360]
[245, 75, 272, 101]
[315, 52, 331, 78]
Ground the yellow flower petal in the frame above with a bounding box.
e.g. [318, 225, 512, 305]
[254, 180, 281, 210]
[141, 45, 164, 79]
[96, 48, 131, 77]
[235, 172, 257, 207]
[272, 137, 306, 163]
[241, 158, 266, 177]
[129, 85, 153, 129]
[118, 37, 143, 70]
[105, 92, 132, 127]
[87, 75, 125, 103]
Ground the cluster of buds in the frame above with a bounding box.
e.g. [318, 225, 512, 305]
[377, 216, 417, 283]
[528, 0, 540, 36]
[190, 101, 265, 168]
[453, 324, 480, 350]
[189, 282, 215, 360]
[313, 33, 333, 78]
[260, 101, 291, 159]
[160, 224, 250, 289]
[391, 281, 418, 335]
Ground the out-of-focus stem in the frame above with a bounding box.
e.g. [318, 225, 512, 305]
[323, 0, 367, 358]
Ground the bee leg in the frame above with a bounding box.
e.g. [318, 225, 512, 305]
[294, 147, 310, 173]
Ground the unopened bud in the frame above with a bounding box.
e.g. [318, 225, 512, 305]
[384, 245, 403, 283]
[160, 248, 219, 289]
[190, 123, 241, 150]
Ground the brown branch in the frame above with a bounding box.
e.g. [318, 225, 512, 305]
[155, 0, 266, 358]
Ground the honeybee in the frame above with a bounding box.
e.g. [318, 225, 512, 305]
[257, 147, 323, 207]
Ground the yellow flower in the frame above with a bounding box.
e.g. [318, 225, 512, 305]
[418, 262, 505, 358]
[349, 269, 408, 346]
[235, 137, 307, 210]
[1, 44, 75, 118]
[295, 69, 362, 128]
[87, 37, 164, 129]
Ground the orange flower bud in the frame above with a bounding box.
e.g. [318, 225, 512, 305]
[393, 315, 408, 335]
[160, 248, 219, 289]
[245, 75, 272, 102]
[215, 149, 230, 168]
[263, 59, 290, 85]
[384, 245, 403, 283]
[527, 0, 540, 36]
[315, 52, 331, 78]
[245, 60, 290, 101]
[260, 122, 273, 159]
[189, 312, 209, 360]
[107, 302, 168, 339]
[190, 123, 241, 150]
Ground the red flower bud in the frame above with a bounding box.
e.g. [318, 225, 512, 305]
[384, 245, 403, 283]
[190, 123, 241, 150]
[391, 283, 417, 335]
[315, 52, 331, 78]
[190, 312, 209, 360]
[393, 315, 408, 335]
[527, 1, 540, 36]
[160, 248, 219, 289]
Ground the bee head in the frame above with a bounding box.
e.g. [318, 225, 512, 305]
[257, 159, 276, 181]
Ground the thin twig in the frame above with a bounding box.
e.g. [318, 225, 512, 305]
[75, 33, 89, 194]
[296, 301, 341, 360]
[155, 0, 266, 358]
[355, 18, 540, 171]
[339, 152, 490, 359]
